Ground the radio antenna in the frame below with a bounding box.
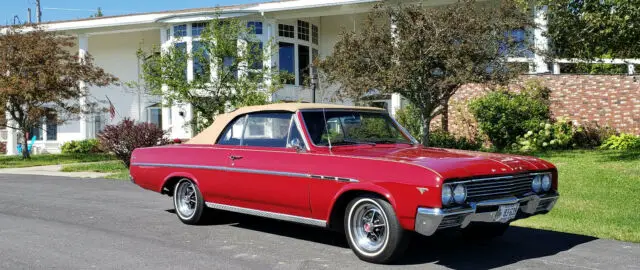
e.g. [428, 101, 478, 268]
[322, 108, 333, 155]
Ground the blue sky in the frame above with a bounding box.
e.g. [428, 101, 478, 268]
[3, 0, 265, 25]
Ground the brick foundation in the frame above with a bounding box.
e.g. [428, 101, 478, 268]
[437, 75, 640, 138]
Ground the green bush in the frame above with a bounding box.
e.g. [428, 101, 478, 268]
[429, 130, 483, 151]
[395, 103, 424, 144]
[469, 80, 551, 150]
[600, 134, 640, 150]
[61, 139, 102, 154]
[514, 119, 576, 152]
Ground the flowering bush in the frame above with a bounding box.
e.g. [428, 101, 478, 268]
[98, 118, 169, 167]
[514, 118, 576, 152]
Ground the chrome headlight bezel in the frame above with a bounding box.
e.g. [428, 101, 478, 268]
[532, 175, 543, 193]
[453, 184, 467, 204]
[541, 174, 552, 192]
[442, 184, 454, 206]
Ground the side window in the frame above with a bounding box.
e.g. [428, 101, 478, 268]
[287, 120, 307, 149]
[242, 112, 293, 148]
[217, 115, 247, 145]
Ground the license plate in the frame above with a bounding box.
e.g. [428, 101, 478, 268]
[496, 203, 519, 223]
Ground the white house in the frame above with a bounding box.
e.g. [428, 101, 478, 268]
[2, 0, 554, 155]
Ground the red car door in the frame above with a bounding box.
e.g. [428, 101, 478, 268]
[211, 112, 312, 217]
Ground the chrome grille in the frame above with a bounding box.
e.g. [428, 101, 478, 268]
[438, 214, 465, 229]
[457, 175, 534, 201]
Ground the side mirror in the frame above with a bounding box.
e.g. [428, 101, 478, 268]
[288, 138, 305, 153]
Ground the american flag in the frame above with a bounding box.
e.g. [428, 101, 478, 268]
[106, 96, 116, 121]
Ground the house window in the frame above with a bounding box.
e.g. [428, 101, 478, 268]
[298, 45, 310, 84]
[192, 41, 210, 81]
[312, 25, 318, 45]
[165, 28, 170, 41]
[46, 113, 57, 141]
[249, 41, 264, 70]
[279, 42, 295, 84]
[147, 106, 162, 127]
[278, 24, 295, 38]
[297, 20, 309, 41]
[28, 126, 42, 141]
[312, 48, 319, 61]
[192, 22, 208, 37]
[173, 24, 187, 37]
[501, 29, 533, 58]
[175, 42, 187, 80]
[247, 21, 263, 35]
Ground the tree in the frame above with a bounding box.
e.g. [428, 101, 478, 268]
[319, 1, 532, 145]
[91, 7, 104, 18]
[541, 0, 640, 59]
[139, 15, 287, 133]
[0, 27, 118, 158]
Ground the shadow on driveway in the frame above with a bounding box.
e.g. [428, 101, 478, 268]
[166, 209, 596, 268]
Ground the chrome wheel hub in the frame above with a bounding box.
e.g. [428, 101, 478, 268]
[350, 202, 388, 253]
[176, 181, 197, 218]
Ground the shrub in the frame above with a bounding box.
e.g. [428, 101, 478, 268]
[572, 123, 618, 149]
[0, 141, 6, 154]
[98, 118, 169, 167]
[395, 103, 424, 144]
[429, 130, 483, 151]
[469, 80, 551, 150]
[514, 119, 576, 152]
[600, 134, 640, 150]
[60, 139, 101, 154]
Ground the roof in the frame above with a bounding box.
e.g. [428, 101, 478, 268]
[186, 102, 385, 145]
[24, 0, 380, 32]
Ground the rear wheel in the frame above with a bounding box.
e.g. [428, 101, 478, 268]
[462, 222, 510, 241]
[344, 195, 408, 264]
[173, 178, 205, 225]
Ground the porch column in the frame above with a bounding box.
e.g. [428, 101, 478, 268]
[5, 112, 17, 155]
[533, 5, 549, 74]
[264, 19, 277, 102]
[160, 27, 173, 134]
[78, 34, 89, 139]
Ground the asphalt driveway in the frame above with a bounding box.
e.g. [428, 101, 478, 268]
[0, 174, 638, 269]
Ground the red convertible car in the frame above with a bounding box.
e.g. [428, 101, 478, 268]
[130, 103, 559, 264]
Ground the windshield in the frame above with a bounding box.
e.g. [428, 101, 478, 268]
[301, 110, 412, 146]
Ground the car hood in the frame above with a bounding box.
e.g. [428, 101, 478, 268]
[330, 146, 555, 180]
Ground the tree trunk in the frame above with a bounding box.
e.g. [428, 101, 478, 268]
[441, 102, 449, 132]
[22, 131, 31, 159]
[422, 116, 432, 147]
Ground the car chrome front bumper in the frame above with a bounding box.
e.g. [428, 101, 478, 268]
[414, 192, 559, 237]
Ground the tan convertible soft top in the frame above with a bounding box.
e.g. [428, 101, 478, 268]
[186, 103, 385, 145]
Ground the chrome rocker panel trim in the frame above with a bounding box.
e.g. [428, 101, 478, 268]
[414, 192, 559, 237]
[205, 202, 327, 227]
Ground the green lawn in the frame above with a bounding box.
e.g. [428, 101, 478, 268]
[514, 150, 640, 243]
[0, 153, 116, 169]
[61, 160, 129, 180]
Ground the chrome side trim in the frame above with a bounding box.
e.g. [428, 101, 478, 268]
[205, 202, 327, 227]
[131, 163, 359, 183]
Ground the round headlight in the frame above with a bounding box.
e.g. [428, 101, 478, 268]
[532, 175, 542, 193]
[453, 184, 467, 204]
[442, 185, 453, 206]
[541, 174, 552, 191]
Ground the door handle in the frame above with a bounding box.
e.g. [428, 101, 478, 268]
[229, 155, 243, 161]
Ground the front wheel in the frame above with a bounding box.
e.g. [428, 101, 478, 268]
[344, 196, 409, 264]
[173, 178, 205, 225]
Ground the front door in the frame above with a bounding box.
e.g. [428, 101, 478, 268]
[212, 112, 312, 217]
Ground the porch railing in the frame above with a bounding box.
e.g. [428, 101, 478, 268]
[508, 57, 639, 75]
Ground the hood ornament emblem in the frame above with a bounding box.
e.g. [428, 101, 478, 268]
[417, 187, 429, 195]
